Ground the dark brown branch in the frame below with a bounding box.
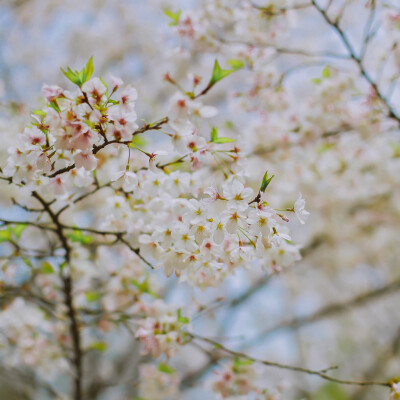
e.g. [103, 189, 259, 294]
[32, 192, 83, 400]
[59, 224, 155, 269]
[0, 219, 57, 232]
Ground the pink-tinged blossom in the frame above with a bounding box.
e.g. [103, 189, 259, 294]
[169, 92, 218, 121]
[35, 152, 52, 174]
[210, 360, 259, 398]
[21, 127, 46, 147]
[73, 151, 97, 171]
[70, 129, 97, 151]
[117, 85, 138, 109]
[204, 184, 221, 203]
[108, 107, 138, 138]
[81, 77, 107, 103]
[50, 175, 67, 196]
[110, 74, 123, 92]
[41, 84, 63, 102]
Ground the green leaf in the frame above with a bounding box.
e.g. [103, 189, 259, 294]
[390, 142, 400, 158]
[89, 341, 107, 353]
[83, 119, 96, 129]
[210, 126, 218, 142]
[234, 357, 254, 367]
[322, 66, 331, 78]
[0, 230, 11, 243]
[131, 279, 147, 292]
[318, 143, 334, 154]
[233, 357, 254, 373]
[86, 291, 101, 302]
[84, 57, 94, 82]
[311, 78, 322, 84]
[260, 171, 274, 192]
[225, 120, 234, 129]
[158, 363, 176, 374]
[61, 67, 81, 86]
[311, 383, 348, 400]
[131, 134, 147, 147]
[13, 224, 27, 239]
[67, 230, 93, 245]
[40, 262, 54, 274]
[210, 126, 235, 143]
[49, 101, 60, 113]
[61, 57, 94, 87]
[22, 257, 32, 268]
[227, 59, 245, 70]
[33, 110, 47, 116]
[213, 137, 235, 144]
[177, 308, 189, 324]
[209, 59, 233, 87]
[164, 9, 181, 26]
[78, 68, 86, 85]
[131, 278, 159, 297]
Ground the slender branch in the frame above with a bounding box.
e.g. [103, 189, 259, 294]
[188, 333, 392, 388]
[0, 219, 57, 232]
[59, 224, 155, 269]
[1, 285, 58, 318]
[360, 0, 376, 60]
[217, 35, 350, 59]
[118, 236, 155, 269]
[311, 0, 400, 124]
[252, 125, 353, 157]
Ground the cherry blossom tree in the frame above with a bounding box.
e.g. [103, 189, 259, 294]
[0, 1, 399, 400]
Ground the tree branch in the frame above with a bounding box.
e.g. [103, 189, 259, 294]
[188, 333, 392, 388]
[311, 0, 400, 124]
[32, 192, 83, 400]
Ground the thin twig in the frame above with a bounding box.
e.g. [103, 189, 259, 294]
[188, 333, 391, 388]
[311, 0, 400, 124]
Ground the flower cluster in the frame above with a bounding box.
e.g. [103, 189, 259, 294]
[134, 300, 190, 358]
[210, 359, 281, 400]
[3, 71, 137, 198]
[135, 176, 302, 288]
